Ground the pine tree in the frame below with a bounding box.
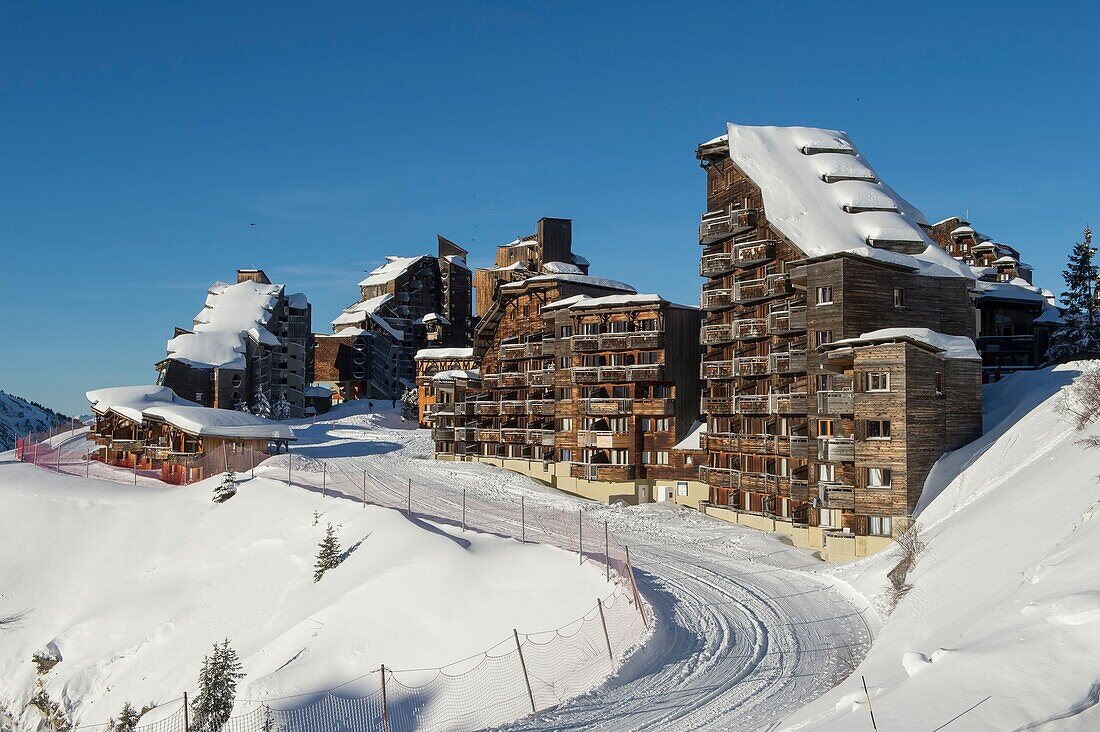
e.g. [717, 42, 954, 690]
[234, 398, 249, 413]
[313, 523, 342, 582]
[252, 388, 272, 419]
[108, 702, 140, 732]
[214, 470, 237, 503]
[190, 639, 245, 731]
[272, 391, 292, 421]
[1049, 226, 1099, 362]
[400, 387, 419, 421]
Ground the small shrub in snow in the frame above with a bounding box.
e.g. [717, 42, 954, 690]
[190, 639, 245, 732]
[400, 387, 419, 421]
[886, 521, 925, 612]
[314, 523, 343, 582]
[214, 471, 237, 503]
[108, 702, 141, 732]
[252, 388, 272, 419]
[273, 391, 292, 421]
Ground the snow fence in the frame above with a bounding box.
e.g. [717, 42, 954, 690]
[18, 436, 651, 732]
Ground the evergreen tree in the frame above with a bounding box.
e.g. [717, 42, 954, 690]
[1049, 226, 1099, 362]
[272, 391, 292, 421]
[190, 639, 245, 731]
[214, 470, 237, 503]
[234, 398, 249, 413]
[108, 702, 141, 732]
[251, 388, 272, 419]
[399, 387, 419, 421]
[313, 523, 342, 582]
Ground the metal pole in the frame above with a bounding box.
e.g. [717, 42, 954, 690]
[579, 509, 583, 564]
[323, 463, 327, 498]
[363, 470, 368, 508]
[407, 478, 412, 516]
[133, 457, 137, 484]
[222, 440, 229, 476]
[625, 546, 648, 629]
[56, 441, 62, 473]
[183, 692, 189, 732]
[598, 599, 615, 666]
[287, 446, 292, 487]
[521, 496, 525, 543]
[380, 665, 389, 732]
[605, 522, 610, 582]
[250, 446, 255, 480]
[462, 488, 466, 531]
[514, 629, 537, 714]
[862, 676, 878, 730]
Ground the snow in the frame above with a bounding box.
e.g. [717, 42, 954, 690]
[1036, 302, 1065, 325]
[826, 327, 980, 360]
[720, 124, 974, 280]
[950, 225, 976, 236]
[492, 261, 528, 271]
[991, 255, 1019, 265]
[0, 391, 68, 451]
[971, 267, 1050, 304]
[142, 405, 295, 440]
[431, 369, 480, 382]
[783, 364, 1100, 730]
[357, 255, 431, 288]
[442, 254, 470, 271]
[0, 419, 614, 729]
[305, 385, 334, 398]
[287, 292, 308, 309]
[542, 261, 584, 275]
[166, 280, 284, 370]
[567, 293, 664, 309]
[672, 420, 707, 451]
[500, 273, 637, 294]
[331, 293, 393, 328]
[86, 385, 196, 423]
[418, 312, 450, 325]
[571, 253, 590, 267]
[414, 347, 475, 360]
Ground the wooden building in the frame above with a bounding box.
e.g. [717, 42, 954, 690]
[926, 217, 1060, 380]
[694, 124, 983, 549]
[156, 269, 313, 418]
[414, 347, 478, 427]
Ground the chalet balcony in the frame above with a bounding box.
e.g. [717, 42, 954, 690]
[499, 342, 528, 360]
[701, 323, 735, 346]
[597, 334, 630, 350]
[701, 288, 734, 311]
[724, 275, 791, 305]
[700, 252, 736, 278]
[454, 427, 478, 441]
[599, 366, 628, 382]
[451, 402, 477, 417]
[571, 335, 600, 351]
[786, 435, 809, 458]
[528, 399, 556, 416]
[699, 464, 736, 485]
[481, 374, 501, 388]
[702, 360, 736, 380]
[578, 430, 632, 448]
[701, 395, 736, 414]
[733, 239, 777, 268]
[625, 332, 663, 349]
[768, 306, 808, 335]
[816, 390, 854, 414]
[736, 356, 769, 378]
[572, 365, 665, 383]
[771, 392, 809, 414]
[634, 398, 675, 416]
[627, 364, 664, 381]
[571, 463, 638, 482]
[582, 398, 633, 416]
[819, 482, 856, 510]
[432, 427, 455, 442]
[473, 402, 500, 416]
[734, 394, 771, 414]
[530, 429, 556, 446]
[769, 350, 808, 375]
[475, 428, 500, 442]
[733, 318, 769, 341]
[501, 428, 528, 444]
[499, 373, 526, 388]
[527, 368, 555, 387]
[572, 367, 599, 384]
[500, 400, 528, 415]
[699, 206, 758, 245]
[789, 479, 811, 502]
[818, 436, 855, 462]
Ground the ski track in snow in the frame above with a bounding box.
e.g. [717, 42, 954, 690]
[49, 407, 873, 731]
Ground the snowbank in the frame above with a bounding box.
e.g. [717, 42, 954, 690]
[782, 364, 1100, 730]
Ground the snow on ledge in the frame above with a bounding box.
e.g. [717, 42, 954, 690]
[827, 327, 980, 360]
[415, 347, 476, 360]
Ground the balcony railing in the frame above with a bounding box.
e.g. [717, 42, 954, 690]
[816, 390, 854, 414]
[768, 305, 807, 335]
[481, 374, 501, 388]
[703, 433, 809, 457]
[733, 239, 777, 268]
[432, 427, 456, 442]
[499, 373, 526, 388]
[500, 400, 527, 415]
[701, 323, 735, 345]
[473, 402, 499, 416]
[700, 252, 736, 278]
[454, 427, 478, 441]
[528, 399, 556, 416]
[702, 360, 735, 379]
[771, 392, 809, 414]
[733, 318, 769, 341]
[634, 397, 675, 415]
[734, 394, 771, 414]
[582, 398, 633, 416]
[501, 428, 528, 444]
[578, 430, 632, 448]
[475, 428, 500, 442]
[701, 288, 734, 311]
[819, 482, 856, 509]
[701, 395, 736, 414]
[736, 356, 769, 377]
[731, 273, 792, 304]
[699, 206, 758, 244]
[527, 368, 555, 387]
[818, 436, 855, 461]
[571, 463, 638, 482]
[572, 335, 600, 351]
[571, 365, 665, 383]
[769, 350, 807, 374]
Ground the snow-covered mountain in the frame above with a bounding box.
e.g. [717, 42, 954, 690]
[0, 391, 68, 452]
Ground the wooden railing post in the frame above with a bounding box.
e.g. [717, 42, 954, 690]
[380, 664, 389, 732]
[597, 598, 614, 666]
[514, 629, 536, 714]
[182, 692, 189, 732]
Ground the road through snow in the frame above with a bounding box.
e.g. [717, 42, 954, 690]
[279, 407, 877, 732]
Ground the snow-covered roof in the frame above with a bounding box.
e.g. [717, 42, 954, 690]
[287, 292, 308, 309]
[540, 294, 591, 312]
[718, 124, 973, 280]
[1035, 303, 1065, 325]
[305, 385, 334, 398]
[414, 347, 476, 360]
[543, 261, 584, 275]
[673, 420, 707, 451]
[418, 312, 451, 325]
[166, 280, 284, 369]
[825, 328, 980, 360]
[492, 262, 528, 272]
[431, 369, 481, 382]
[331, 293, 394, 328]
[86, 386, 196, 423]
[143, 404, 295, 440]
[992, 256, 1019, 266]
[442, 254, 470, 271]
[358, 255, 431, 288]
[500, 273, 636, 294]
[571, 253, 590, 267]
[503, 236, 538, 248]
[970, 268, 1049, 304]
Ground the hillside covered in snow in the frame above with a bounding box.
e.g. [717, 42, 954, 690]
[784, 364, 1100, 730]
[0, 391, 68, 451]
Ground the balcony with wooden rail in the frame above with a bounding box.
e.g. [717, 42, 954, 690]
[571, 365, 666, 384]
[528, 399, 556, 416]
[704, 433, 809, 457]
[733, 318, 769, 341]
[571, 334, 600, 351]
[454, 427, 478, 442]
[500, 400, 528, 416]
[578, 430, 633, 448]
[771, 391, 809, 414]
[734, 394, 771, 414]
[816, 389, 854, 414]
[481, 374, 501, 388]
[702, 359, 736, 380]
[701, 323, 735, 346]
[527, 368, 555, 387]
[733, 239, 777, 268]
[769, 350, 808, 375]
[501, 428, 528, 444]
[768, 305, 808, 335]
[634, 398, 675, 416]
[819, 481, 856, 509]
[475, 428, 500, 442]
[432, 427, 456, 442]
[570, 462, 638, 482]
[702, 287, 734, 311]
[701, 394, 736, 414]
[818, 436, 855, 462]
[473, 402, 500, 416]
[582, 398, 633, 416]
[499, 373, 526, 388]
[736, 356, 769, 378]
[699, 206, 759, 245]
[700, 251, 736, 278]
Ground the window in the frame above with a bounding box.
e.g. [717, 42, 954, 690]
[893, 288, 905, 308]
[656, 451, 670, 465]
[869, 516, 893, 536]
[559, 418, 573, 432]
[817, 374, 831, 391]
[612, 386, 630, 399]
[522, 305, 530, 317]
[866, 372, 890, 392]
[816, 285, 833, 305]
[555, 388, 570, 400]
[817, 419, 834, 437]
[650, 384, 671, 398]
[560, 356, 571, 369]
[637, 350, 661, 365]
[608, 320, 630, 333]
[866, 419, 892, 440]
[818, 463, 836, 482]
[610, 449, 630, 465]
[815, 330, 833, 347]
[560, 325, 573, 338]
[819, 508, 840, 528]
[643, 417, 670, 431]
[641, 451, 652, 464]
[637, 317, 658, 332]
[581, 321, 600, 334]
[867, 467, 892, 487]
[935, 371, 943, 396]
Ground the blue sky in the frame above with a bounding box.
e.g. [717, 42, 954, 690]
[2, 1, 1097, 415]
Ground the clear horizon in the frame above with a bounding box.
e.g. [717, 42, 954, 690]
[2, 1, 1096, 416]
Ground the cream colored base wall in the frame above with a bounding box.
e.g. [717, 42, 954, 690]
[432, 454, 895, 563]
[703, 506, 896, 562]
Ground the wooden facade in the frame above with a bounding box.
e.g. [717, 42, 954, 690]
[414, 348, 478, 427]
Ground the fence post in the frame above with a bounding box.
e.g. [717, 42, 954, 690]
[250, 446, 255, 480]
[56, 442, 62, 473]
[462, 488, 466, 531]
[183, 692, 189, 732]
[597, 598, 615, 666]
[287, 446, 292, 487]
[222, 440, 228, 476]
[862, 675, 878, 730]
[380, 664, 389, 732]
[625, 546, 649, 629]
[578, 509, 583, 564]
[322, 463, 327, 498]
[133, 458, 137, 484]
[362, 470, 367, 508]
[86, 452, 90, 479]
[521, 496, 525, 544]
[513, 629, 537, 714]
[605, 522, 610, 582]
[407, 478, 412, 517]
